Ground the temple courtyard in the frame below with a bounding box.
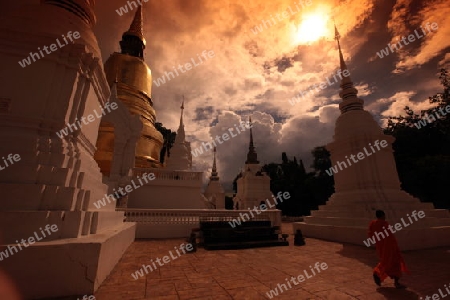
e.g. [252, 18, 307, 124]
[84, 223, 450, 300]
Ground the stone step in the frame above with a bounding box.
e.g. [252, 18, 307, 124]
[325, 199, 430, 208]
[318, 201, 434, 211]
[311, 209, 449, 219]
[303, 216, 450, 227]
[204, 239, 289, 250]
[200, 220, 271, 229]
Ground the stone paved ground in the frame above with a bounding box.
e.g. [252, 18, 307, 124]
[94, 223, 450, 300]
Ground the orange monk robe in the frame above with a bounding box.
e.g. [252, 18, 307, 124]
[368, 219, 409, 282]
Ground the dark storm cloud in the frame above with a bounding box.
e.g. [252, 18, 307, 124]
[275, 56, 294, 73]
[194, 105, 214, 121]
[244, 40, 263, 58]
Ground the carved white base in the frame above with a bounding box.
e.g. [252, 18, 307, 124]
[0, 222, 135, 299]
[294, 222, 450, 251]
[129, 169, 207, 209]
[294, 189, 450, 250]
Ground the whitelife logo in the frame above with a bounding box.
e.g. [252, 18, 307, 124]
[266, 262, 328, 298]
[420, 283, 450, 300]
[56, 102, 118, 139]
[363, 211, 426, 247]
[93, 173, 155, 209]
[116, 0, 147, 16]
[0, 224, 59, 261]
[153, 50, 215, 87]
[414, 104, 450, 129]
[376, 22, 438, 59]
[288, 69, 350, 105]
[0, 154, 21, 171]
[325, 140, 388, 176]
[228, 192, 291, 228]
[77, 296, 95, 300]
[18, 31, 81, 68]
[131, 242, 194, 280]
[191, 121, 252, 158]
[250, 0, 313, 35]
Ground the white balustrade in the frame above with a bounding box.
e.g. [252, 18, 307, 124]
[118, 208, 282, 238]
[133, 168, 203, 181]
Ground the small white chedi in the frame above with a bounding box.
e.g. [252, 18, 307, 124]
[234, 118, 274, 210]
[294, 27, 450, 250]
[127, 101, 208, 210]
[203, 147, 225, 209]
[165, 100, 192, 172]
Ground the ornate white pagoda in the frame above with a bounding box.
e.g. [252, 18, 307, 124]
[127, 101, 207, 210]
[234, 118, 274, 210]
[204, 147, 225, 209]
[165, 100, 192, 171]
[294, 27, 450, 250]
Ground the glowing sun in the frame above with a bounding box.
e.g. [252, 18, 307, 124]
[295, 13, 329, 44]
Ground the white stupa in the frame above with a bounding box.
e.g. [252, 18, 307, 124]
[127, 100, 207, 210]
[165, 100, 192, 171]
[0, 1, 135, 298]
[234, 117, 273, 210]
[294, 27, 450, 250]
[204, 147, 225, 209]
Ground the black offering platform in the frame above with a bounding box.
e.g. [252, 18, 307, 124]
[200, 220, 289, 250]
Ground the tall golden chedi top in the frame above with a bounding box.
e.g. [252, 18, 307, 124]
[97, 4, 164, 173]
[121, 3, 146, 56]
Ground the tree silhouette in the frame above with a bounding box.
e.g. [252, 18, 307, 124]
[384, 68, 450, 209]
[155, 122, 176, 164]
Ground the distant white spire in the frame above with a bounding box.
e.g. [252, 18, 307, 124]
[334, 25, 364, 113]
[166, 97, 191, 171]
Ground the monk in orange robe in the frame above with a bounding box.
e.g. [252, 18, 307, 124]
[368, 210, 408, 288]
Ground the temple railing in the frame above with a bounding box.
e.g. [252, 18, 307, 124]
[119, 209, 282, 227]
[133, 168, 203, 181]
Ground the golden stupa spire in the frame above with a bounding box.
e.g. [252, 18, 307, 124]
[124, 5, 146, 46]
[120, 4, 146, 58]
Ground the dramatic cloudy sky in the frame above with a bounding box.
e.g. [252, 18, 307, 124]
[93, 0, 449, 190]
[6, 0, 449, 190]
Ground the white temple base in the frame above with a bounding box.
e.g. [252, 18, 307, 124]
[129, 169, 207, 209]
[294, 220, 450, 251]
[1, 222, 136, 299]
[291, 37, 450, 252]
[294, 185, 450, 251]
[235, 164, 273, 209]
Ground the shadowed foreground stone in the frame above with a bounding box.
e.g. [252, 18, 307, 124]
[92, 223, 449, 300]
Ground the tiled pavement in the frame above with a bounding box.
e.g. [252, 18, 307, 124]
[94, 223, 450, 300]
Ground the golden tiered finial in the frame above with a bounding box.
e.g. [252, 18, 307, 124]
[124, 5, 146, 45]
